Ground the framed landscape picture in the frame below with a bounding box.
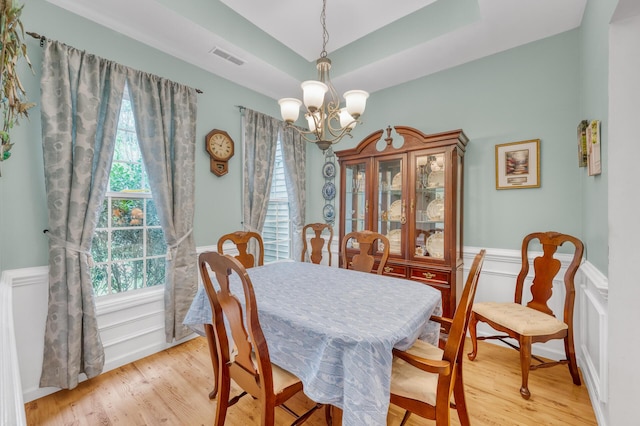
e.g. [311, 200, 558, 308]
[495, 139, 540, 190]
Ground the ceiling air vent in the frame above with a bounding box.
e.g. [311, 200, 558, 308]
[209, 47, 245, 66]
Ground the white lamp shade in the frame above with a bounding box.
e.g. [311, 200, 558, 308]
[301, 80, 328, 111]
[278, 98, 302, 123]
[306, 111, 322, 132]
[339, 108, 356, 130]
[343, 90, 369, 117]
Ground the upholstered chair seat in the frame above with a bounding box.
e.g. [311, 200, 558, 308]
[390, 339, 444, 406]
[472, 302, 568, 336]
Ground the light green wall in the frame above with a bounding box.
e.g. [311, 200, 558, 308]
[313, 30, 583, 252]
[579, 0, 616, 275]
[0, 0, 607, 273]
[0, 0, 283, 270]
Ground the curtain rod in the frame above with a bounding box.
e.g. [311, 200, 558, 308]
[26, 31, 204, 94]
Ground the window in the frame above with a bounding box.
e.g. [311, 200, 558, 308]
[262, 138, 291, 262]
[90, 90, 166, 296]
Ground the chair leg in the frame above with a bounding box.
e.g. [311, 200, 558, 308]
[453, 362, 470, 426]
[262, 400, 276, 426]
[399, 410, 411, 426]
[204, 324, 219, 399]
[519, 336, 532, 399]
[214, 372, 230, 426]
[564, 333, 582, 386]
[324, 404, 333, 426]
[467, 312, 479, 361]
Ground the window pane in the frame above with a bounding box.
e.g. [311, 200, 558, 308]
[113, 129, 141, 163]
[109, 162, 146, 192]
[91, 264, 109, 297]
[112, 199, 144, 227]
[96, 200, 108, 228]
[262, 139, 291, 263]
[91, 230, 109, 263]
[90, 89, 165, 297]
[146, 199, 161, 226]
[146, 258, 166, 288]
[147, 228, 167, 256]
[112, 229, 143, 260]
[111, 260, 144, 293]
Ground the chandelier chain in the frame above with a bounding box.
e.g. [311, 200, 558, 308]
[320, 0, 328, 58]
[277, 0, 368, 151]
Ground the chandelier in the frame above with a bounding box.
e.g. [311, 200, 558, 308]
[278, 0, 369, 151]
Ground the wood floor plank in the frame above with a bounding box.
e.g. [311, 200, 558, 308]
[24, 337, 598, 425]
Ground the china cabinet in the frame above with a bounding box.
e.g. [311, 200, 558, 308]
[335, 126, 468, 317]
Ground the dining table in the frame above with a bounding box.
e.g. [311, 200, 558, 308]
[183, 260, 442, 426]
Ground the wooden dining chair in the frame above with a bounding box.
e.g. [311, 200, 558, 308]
[341, 230, 390, 274]
[389, 249, 486, 426]
[217, 230, 264, 269]
[199, 251, 322, 426]
[301, 223, 333, 266]
[467, 231, 584, 399]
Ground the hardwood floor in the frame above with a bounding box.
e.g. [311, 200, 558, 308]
[25, 337, 597, 425]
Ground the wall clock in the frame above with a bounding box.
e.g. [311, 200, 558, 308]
[205, 129, 235, 176]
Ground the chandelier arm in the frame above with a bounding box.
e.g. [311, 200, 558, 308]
[325, 121, 357, 140]
[326, 118, 361, 138]
[284, 123, 327, 144]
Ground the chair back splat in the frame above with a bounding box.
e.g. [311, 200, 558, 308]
[341, 230, 390, 274]
[468, 231, 584, 399]
[301, 223, 333, 266]
[217, 230, 264, 269]
[199, 252, 322, 425]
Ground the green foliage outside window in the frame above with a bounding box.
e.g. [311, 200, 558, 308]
[90, 94, 165, 296]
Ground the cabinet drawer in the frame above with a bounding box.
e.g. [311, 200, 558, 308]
[377, 263, 407, 278]
[409, 267, 449, 284]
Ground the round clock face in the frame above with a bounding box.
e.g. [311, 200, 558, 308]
[207, 131, 234, 161]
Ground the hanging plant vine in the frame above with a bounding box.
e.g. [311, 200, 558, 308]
[0, 0, 35, 167]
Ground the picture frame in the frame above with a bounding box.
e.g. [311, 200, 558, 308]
[495, 139, 540, 190]
[587, 119, 601, 176]
[577, 120, 588, 167]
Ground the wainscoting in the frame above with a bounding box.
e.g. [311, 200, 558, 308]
[1, 245, 608, 425]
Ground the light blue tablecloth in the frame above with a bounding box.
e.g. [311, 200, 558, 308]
[183, 261, 442, 426]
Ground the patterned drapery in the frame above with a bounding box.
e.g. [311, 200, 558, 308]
[40, 40, 126, 388]
[242, 109, 279, 235]
[280, 126, 306, 260]
[126, 72, 198, 342]
[39, 39, 198, 389]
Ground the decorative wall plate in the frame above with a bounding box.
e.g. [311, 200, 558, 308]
[427, 170, 444, 187]
[322, 161, 336, 178]
[426, 231, 444, 259]
[389, 200, 402, 221]
[386, 229, 402, 254]
[426, 198, 444, 221]
[323, 204, 335, 221]
[322, 182, 336, 200]
[391, 172, 402, 190]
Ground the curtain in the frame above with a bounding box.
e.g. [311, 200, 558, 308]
[242, 109, 279, 235]
[39, 40, 127, 388]
[280, 125, 306, 261]
[127, 72, 198, 342]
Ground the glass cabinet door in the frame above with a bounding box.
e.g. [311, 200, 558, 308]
[414, 152, 445, 260]
[344, 162, 367, 236]
[377, 158, 403, 256]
